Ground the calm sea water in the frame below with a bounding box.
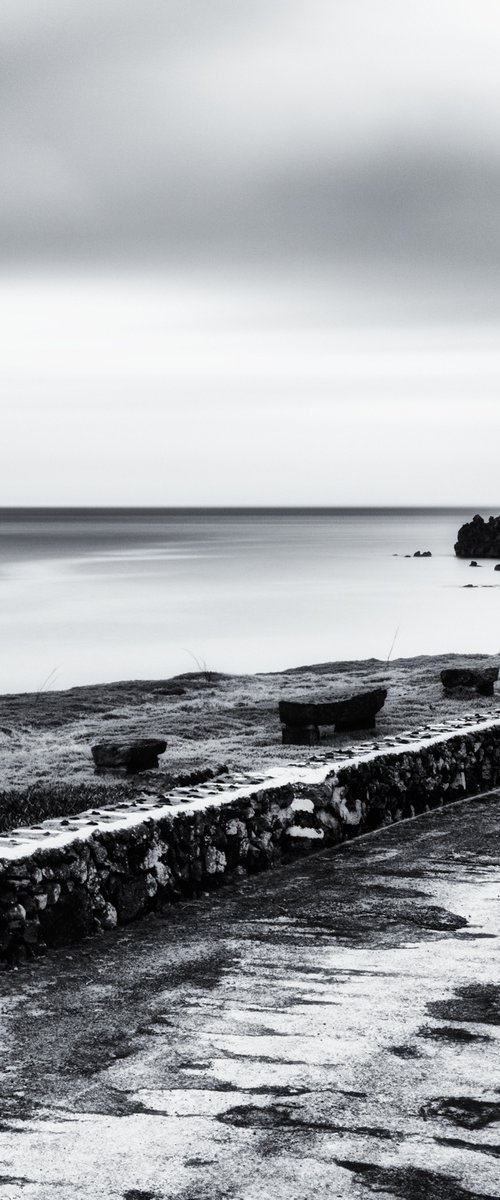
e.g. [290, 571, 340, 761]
[0, 508, 498, 694]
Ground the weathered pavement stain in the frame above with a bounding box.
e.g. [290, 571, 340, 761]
[0, 792, 499, 1199]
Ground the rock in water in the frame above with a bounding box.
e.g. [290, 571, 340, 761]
[91, 738, 167, 773]
[455, 514, 500, 558]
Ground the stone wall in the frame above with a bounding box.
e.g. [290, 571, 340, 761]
[2, 722, 500, 962]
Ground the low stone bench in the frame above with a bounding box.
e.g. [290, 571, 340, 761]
[91, 738, 167, 773]
[278, 688, 387, 745]
[440, 668, 498, 698]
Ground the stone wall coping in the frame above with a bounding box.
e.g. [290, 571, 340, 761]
[0, 712, 498, 866]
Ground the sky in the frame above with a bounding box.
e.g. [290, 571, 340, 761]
[1, 0, 500, 506]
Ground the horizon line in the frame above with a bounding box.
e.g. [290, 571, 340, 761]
[0, 505, 496, 514]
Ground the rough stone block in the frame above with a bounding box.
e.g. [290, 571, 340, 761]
[440, 667, 498, 697]
[91, 738, 167, 773]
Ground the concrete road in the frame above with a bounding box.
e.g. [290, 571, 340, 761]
[0, 793, 499, 1200]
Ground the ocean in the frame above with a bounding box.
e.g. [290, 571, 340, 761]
[0, 507, 498, 695]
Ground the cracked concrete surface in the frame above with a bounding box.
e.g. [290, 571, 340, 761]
[0, 792, 499, 1199]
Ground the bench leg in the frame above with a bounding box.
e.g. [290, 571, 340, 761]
[282, 723, 320, 746]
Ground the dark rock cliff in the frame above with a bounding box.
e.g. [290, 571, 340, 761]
[455, 514, 500, 558]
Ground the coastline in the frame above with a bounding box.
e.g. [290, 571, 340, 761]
[1, 650, 499, 796]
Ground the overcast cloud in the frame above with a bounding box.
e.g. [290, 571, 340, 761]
[1, 0, 499, 270]
[1, 1, 499, 503]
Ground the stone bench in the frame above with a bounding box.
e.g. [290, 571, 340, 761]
[91, 738, 167, 773]
[278, 687, 387, 745]
[440, 668, 498, 698]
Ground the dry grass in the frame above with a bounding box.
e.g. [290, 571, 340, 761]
[0, 653, 499, 805]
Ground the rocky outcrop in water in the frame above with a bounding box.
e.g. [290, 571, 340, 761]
[455, 514, 500, 558]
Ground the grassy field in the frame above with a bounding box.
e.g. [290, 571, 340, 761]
[0, 652, 499, 814]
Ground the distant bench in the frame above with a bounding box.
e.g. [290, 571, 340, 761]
[440, 667, 498, 698]
[278, 687, 387, 745]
